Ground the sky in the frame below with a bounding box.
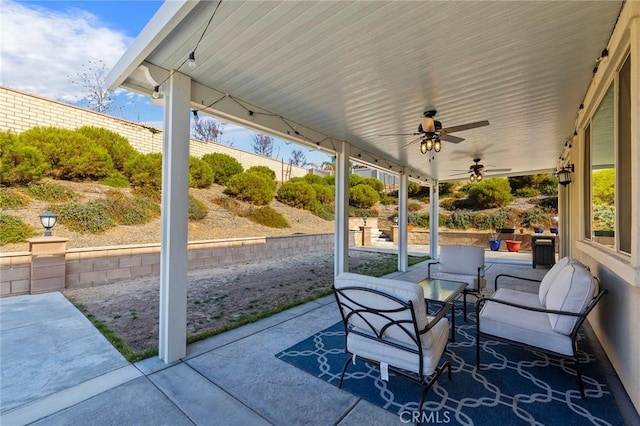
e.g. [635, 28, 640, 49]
[0, 0, 331, 167]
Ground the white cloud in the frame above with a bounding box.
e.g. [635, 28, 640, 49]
[0, 0, 130, 101]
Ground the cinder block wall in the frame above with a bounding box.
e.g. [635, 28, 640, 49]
[0, 86, 308, 180]
[0, 234, 335, 295]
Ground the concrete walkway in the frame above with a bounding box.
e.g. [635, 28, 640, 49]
[1, 253, 636, 425]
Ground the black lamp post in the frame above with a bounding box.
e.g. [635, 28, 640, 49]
[39, 211, 58, 236]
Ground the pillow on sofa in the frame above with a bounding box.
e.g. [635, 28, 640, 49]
[538, 257, 587, 304]
[545, 264, 596, 335]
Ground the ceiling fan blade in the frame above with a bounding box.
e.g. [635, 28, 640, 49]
[450, 171, 473, 176]
[450, 169, 471, 172]
[484, 168, 512, 173]
[402, 136, 423, 149]
[379, 132, 421, 137]
[440, 134, 465, 144]
[442, 120, 490, 134]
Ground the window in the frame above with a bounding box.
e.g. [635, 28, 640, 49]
[585, 54, 632, 255]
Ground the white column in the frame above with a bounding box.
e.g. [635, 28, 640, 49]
[159, 71, 191, 363]
[334, 142, 350, 276]
[397, 172, 408, 271]
[430, 180, 439, 260]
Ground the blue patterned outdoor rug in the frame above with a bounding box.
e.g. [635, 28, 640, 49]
[276, 304, 624, 425]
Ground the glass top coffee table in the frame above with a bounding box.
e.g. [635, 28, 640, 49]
[415, 278, 467, 342]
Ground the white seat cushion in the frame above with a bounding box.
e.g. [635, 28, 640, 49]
[479, 288, 573, 356]
[347, 314, 449, 376]
[545, 264, 596, 335]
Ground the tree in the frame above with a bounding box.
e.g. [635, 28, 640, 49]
[69, 60, 114, 113]
[289, 149, 307, 166]
[192, 117, 223, 142]
[251, 134, 275, 157]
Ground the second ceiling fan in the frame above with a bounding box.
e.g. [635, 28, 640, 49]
[450, 158, 512, 182]
[379, 110, 490, 155]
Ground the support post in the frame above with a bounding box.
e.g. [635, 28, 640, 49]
[159, 71, 191, 363]
[430, 180, 440, 260]
[334, 142, 350, 276]
[398, 172, 408, 271]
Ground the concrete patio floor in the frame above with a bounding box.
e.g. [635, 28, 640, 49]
[1, 251, 638, 425]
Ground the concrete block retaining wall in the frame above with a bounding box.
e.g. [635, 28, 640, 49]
[1, 233, 334, 296]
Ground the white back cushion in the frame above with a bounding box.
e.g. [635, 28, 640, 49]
[545, 264, 596, 335]
[438, 245, 484, 276]
[335, 272, 433, 348]
[538, 257, 571, 304]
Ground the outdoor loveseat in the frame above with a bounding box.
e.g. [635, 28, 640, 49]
[333, 272, 451, 413]
[475, 257, 607, 398]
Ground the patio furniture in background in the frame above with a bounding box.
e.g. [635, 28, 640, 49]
[427, 245, 486, 321]
[333, 273, 452, 414]
[532, 234, 556, 268]
[476, 257, 607, 398]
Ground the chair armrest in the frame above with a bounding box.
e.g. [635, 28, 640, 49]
[419, 302, 450, 334]
[494, 273, 541, 292]
[427, 261, 440, 278]
[476, 296, 583, 318]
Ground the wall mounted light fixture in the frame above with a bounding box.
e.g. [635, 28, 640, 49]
[557, 164, 574, 186]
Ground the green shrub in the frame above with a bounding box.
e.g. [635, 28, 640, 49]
[349, 174, 364, 187]
[54, 200, 116, 233]
[379, 194, 398, 205]
[361, 177, 384, 192]
[520, 207, 548, 227]
[225, 172, 275, 205]
[99, 172, 130, 188]
[246, 165, 276, 180]
[0, 131, 49, 185]
[487, 208, 517, 230]
[310, 203, 334, 221]
[408, 212, 430, 228]
[0, 189, 30, 209]
[536, 174, 558, 196]
[408, 181, 422, 196]
[75, 126, 137, 171]
[188, 195, 208, 220]
[438, 182, 456, 196]
[104, 190, 159, 225]
[189, 156, 214, 188]
[466, 178, 513, 209]
[24, 182, 76, 202]
[301, 174, 325, 185]
[593, 205, 615, 230]
[201, 153, 243, 185]
[445, 210, 473, 229]
[592, 169, 614, 205]
[311, 184, 334, 205]
[439, 198, 457, 211]
[469, 212, 493, 230]
[246, 206, 289, 228]
[514, 187, 539, 197]
[133, 186, 161, 203]
[323, 175, 335, 186]
[277, 181, 316, 209]
[349, 184, 380, 208]
[124, 153, 162, 189]
[20, 127, 114, 180]
[538, 196, 558, 210]
[0, 213, 38, 245]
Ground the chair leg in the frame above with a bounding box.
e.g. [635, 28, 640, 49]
[338, 354, 353, 388]
[463, 291, 468, 322]
[476, 332, 481, 369]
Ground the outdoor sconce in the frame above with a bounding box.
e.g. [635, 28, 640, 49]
[39, 211, 58, 236]
[557, 164, 574, 186]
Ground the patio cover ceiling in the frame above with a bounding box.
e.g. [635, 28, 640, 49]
[107, 0, 623, 182]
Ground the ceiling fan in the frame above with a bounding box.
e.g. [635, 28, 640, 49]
[450, 158, 512, 182]
[379, 110, 490, 155]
